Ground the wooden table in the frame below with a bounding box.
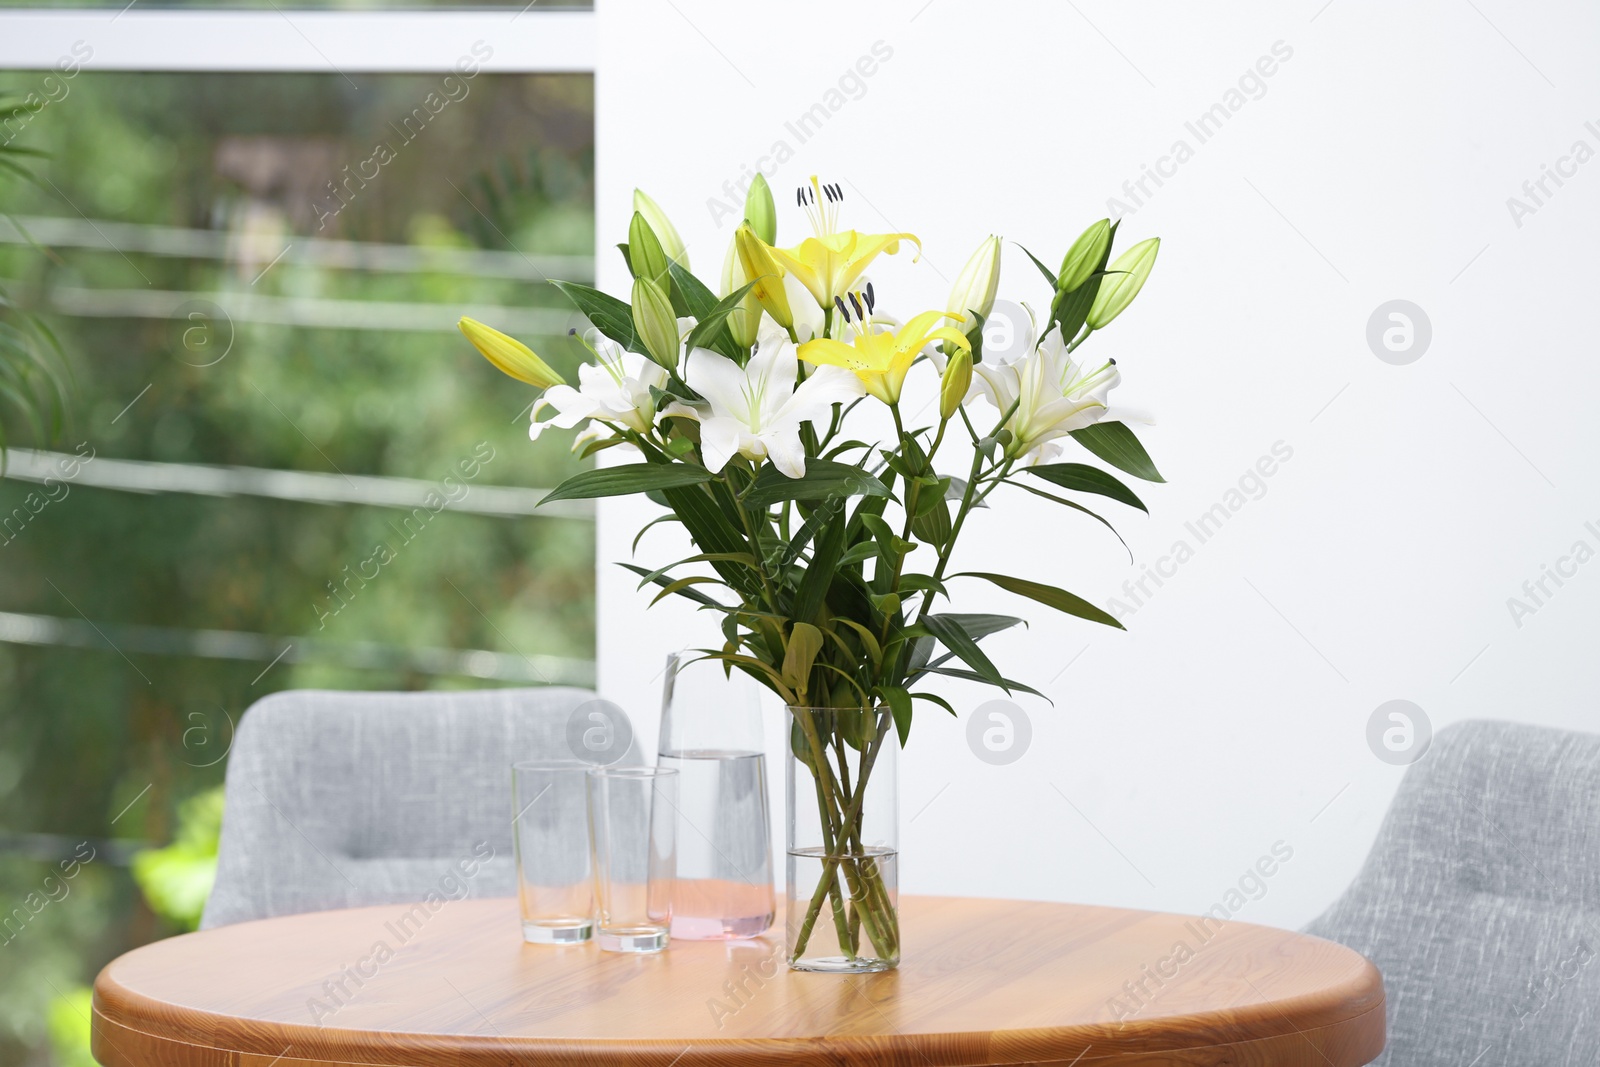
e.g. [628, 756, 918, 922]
[92, 895, 1384, 1067]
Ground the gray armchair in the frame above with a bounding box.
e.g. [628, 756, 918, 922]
[202, 686, 604, 929]
[1306, 719, 1600, 1066]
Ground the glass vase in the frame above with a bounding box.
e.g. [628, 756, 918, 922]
[658, 652, 775, 939]
[785, 705, 899, 973]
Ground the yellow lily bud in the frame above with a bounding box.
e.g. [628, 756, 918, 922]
[633, 188, 688, 270]
[947, 235, 1001, 322]
[632, 276, 680, 369]
[940, 348, 972, 420]
[457, 317, 565, 388]
[721, 237, 761, 348]
[735, 224, 794, 330]
[744, 173, 776, 245]
[628, 210, 670, 288]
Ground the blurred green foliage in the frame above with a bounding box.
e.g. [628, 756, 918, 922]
[130, 787, 222, 932]
[0, 71, 595, 1067]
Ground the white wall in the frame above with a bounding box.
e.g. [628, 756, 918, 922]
[593, 0, 1600, 930]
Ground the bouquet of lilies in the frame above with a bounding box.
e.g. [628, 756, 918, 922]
[459, 174, 1162, 969]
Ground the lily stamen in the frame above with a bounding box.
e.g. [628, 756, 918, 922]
[797, 175, 842, 239]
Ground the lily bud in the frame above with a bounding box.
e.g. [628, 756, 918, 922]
[1087, 237, 1160, 330]
[744, 173, 777, 245]
[947, 235, 1001, 322]
[633, 188, 688, 270]
[627, 211, 670, 288]
[940, 348, 972, 420]
[631, 276, 680, 369]
[458, 317, 565, 388]
[1058, 218, 1112, 292]
[721, 237, 761, 348]
[735, 224, 794, 330]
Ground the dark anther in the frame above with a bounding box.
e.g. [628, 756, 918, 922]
[1109, 358, 1118, 365]
[848, 292, 864, 320]
[834, 295, 850, 322]
[830, 183, 843, 201]
[567, 327, 578, 335]
[796, 187, 804, 207]
[864, 282, 876, 313]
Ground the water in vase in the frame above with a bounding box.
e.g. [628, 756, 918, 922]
[657, 748, 774, 939]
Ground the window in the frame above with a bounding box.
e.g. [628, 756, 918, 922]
[0, 10, 595, 1062]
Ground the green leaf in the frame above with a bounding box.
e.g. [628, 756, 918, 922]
[550, 280, 643, 354]
[911, 691, 958, 717]
[897, 573, 949, 599]
[667, 259, 719, 319]
[792, 503, 846, 626]
[860, 513, 915, 560]
[635, 551, 758, 589]
[541, 463, 713, 505]
[1087, 237, 1160, 330]
[922, 614, 1006, 689]
[916, 665, 1049, 701]
[1017, 243, 1059, 289]
[782, 622, 825, 696]
[682, 280, 757, 359]
[875, 685, 914, 747]
[953, 572, 1125, 630]
[836, 541, 880, 568]
[1006, 478, 1131, 561]
[618, 564, 723, 608]
[661, 482, 767, 601]
[1069, 421, 1164, 482]
[1025, 462, 1147, 512]
[650, 575, 726, 606]
[742, 458, 891, 509]
[922, 614, 1025, 670]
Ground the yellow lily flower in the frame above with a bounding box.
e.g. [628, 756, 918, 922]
[765, 176, 919, 311]
[798, 300, 969, 405]
[458, 317, 565, 388]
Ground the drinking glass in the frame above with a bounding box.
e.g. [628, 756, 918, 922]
[511, 760, 593, 945]
[658, 652, 775, 939]
[586, 765, 679, 953]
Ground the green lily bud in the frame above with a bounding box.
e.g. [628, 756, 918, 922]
[1087, 237, 1160, 330]
[947, 235, 1001, 323]
[633, 188, 688, 270]
[632, 276, 680, 369]
[1058, 218, 1112, 292]
[721, 237, 761, 348]
[744, 173, 777, 245]
[940, 348, 972, 420]
[458, 317, 565, 388]
[627, 211, 670, 288]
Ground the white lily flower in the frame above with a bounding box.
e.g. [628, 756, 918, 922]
[971, 323, 1120, 462]
[530, 331, 668, 443]
[664, 322, 863, 478]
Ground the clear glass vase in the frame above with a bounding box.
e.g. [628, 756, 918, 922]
[657, 652, 775, 940]
[785, 705, 899, 973]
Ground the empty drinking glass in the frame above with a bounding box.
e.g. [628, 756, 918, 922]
[511, 760, 593, 945]
[658, 652, 775, 939]
[586, 765, 678, 953]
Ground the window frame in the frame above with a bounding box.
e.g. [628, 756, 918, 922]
[0, 7, 594, 74]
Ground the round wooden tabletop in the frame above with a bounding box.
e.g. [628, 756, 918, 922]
[92, 895, 1384, 1067]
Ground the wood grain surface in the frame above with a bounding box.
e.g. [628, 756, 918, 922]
[92, 895, 1384, 1067]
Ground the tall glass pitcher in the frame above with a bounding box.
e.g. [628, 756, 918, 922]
[657, 652, 775, 939]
